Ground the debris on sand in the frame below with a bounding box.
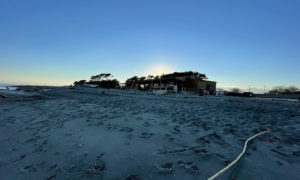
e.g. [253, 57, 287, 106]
[208, 129, 271, 180]
[157, 162, 173, 172]
[152, 90, 168, 95]
[0, 93, 7, 98]
[22, 165, 37, 173]
[46, 175, 56, 180]
[159, 145, 202, 154]
[89, 163, 106, 173]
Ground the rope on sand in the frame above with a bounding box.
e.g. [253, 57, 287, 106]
[208, 129, 271, 180]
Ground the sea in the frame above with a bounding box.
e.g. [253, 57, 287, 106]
[0, 83, 19, 90]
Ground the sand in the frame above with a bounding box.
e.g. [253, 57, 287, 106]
[0, 86, 300, 180]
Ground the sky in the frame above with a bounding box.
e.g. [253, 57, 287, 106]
[0, 0, 299, 93]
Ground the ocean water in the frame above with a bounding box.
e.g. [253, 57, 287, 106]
[0, 83, 19, 90]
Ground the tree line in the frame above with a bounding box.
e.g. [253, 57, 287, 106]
[268, 86, 299, 94]
[74, 71, 208, 89]
[73, 73, 119, 88]
[227, 86, 299, 94]
[125, 71, 208, 90]
[74, 72, 299, 95]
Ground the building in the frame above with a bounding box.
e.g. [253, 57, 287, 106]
[125, 71, 217, 94]
[160, 71, 216, 93]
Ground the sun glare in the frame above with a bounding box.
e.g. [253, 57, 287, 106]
[149, 64, 174, 76]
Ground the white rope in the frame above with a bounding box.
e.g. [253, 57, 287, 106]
[208, 129, 271, 180]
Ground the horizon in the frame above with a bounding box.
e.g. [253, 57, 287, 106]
[1, 0, 300, 93]
[0, 77, 296, 94]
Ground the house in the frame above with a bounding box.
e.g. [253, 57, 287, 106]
[160, 71, 216, 93]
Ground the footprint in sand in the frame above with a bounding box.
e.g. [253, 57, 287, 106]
[176, 160, 199, 174]
[46, 175, 56, 180]
[124, 174, 140, 180]
[157, 162, 173, 173]
[196, 132, 223, 146]
[160, 122, 168, 126]
[88, 153, 106, 175]
[171, 126, 180, 134]
[21, 165, 37, 173]
[139, 132, 153, 138]
[136, 116, 143, 120]
[97, 121, 104, 126]
[143, 121, 150, 126]
[120, 127, 134, 133]
[106, 123, 113, 130]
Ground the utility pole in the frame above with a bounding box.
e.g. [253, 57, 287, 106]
[249, 85, 250, 92]
[264, 85, 265, 94]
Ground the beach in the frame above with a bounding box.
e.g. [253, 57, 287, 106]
[0, 86, 300, 180]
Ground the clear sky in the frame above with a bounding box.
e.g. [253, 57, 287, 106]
[0, 0, 299, 92]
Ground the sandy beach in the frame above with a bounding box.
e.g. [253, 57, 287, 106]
[0, 86, 300, 180]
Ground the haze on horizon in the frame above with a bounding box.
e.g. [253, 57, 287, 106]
[0, 0, 299, 93]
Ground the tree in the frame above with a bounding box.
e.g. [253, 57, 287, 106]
[100, 79, 119, 88]
[269, 86, 299, 94]
[288, 86, 298, 93]
[193, 72, 207, 80]
[103, 73, 112, 80]
[147, 75, 154, 90]
[171, 71, 207, 80]
[90, 73, 112, 82]
[269, 86, 286, 94]
[87, 73, 119, 88]
[138, 76, 146, 89]
[139, 76, 146, 82]
[154, 75, 160, 80]
[125, 76, 139, 89]
[231, 88, 241, 94]
[147, 75, 154, 80]
[73, 80, 86, 86]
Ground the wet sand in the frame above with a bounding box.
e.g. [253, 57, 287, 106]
[0, 86, 300, 179]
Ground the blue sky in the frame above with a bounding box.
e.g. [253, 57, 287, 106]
[0, 0, 299, 92]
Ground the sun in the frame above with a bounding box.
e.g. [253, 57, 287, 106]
[149, 63, 174, 76]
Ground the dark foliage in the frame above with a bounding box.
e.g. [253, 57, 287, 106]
[73, 73, 119, 88]
[125, 71, 209, 89]
[73, 80, 86, 86]
[125, 76, 139, 89]
[268, 86, 299, 94]
[88, 73, 119, 88]
[90, 73, 112, 82]
[162, 71, 207, 80]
